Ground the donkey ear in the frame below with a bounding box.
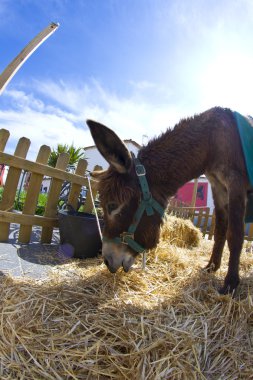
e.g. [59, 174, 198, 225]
[86, 119, 132, 173]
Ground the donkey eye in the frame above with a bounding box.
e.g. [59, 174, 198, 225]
[107, 202, 119, 215]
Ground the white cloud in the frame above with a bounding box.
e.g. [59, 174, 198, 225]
[129, 80, 157, 91]
[197, 50, 253, 115]
[33, 80, 91, 114]
[0, 107, 92, 161]
[0, 79, 188, 161]
[5, 89, 45, 112]
[3, 61, 253, 166]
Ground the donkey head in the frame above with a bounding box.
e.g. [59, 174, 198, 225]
[87, 120, 164, 273]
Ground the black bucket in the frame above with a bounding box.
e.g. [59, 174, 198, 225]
[58, 209, 103, 259]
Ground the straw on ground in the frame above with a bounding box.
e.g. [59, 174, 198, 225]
[0, 216, 252, 380]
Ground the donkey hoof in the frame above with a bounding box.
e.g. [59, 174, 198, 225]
[219, 276, 240, 295]
[204, 261, 219, 273]
[218, 285, 232, 295]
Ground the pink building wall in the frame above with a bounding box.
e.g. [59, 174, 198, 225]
[174, 182, 208, 207]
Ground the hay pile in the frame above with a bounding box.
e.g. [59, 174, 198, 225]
[0, 217, 253, 380]
[160, 215, 202, 248]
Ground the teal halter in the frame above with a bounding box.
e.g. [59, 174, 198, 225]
[103, 157, 165, 253]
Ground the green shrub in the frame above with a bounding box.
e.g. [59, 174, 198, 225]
[0, 186, 3, 202]
[14, 191, 48, 216]
[36, 193, 48, 215]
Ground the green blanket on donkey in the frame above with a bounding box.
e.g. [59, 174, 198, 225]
[234, 111, 253, 223]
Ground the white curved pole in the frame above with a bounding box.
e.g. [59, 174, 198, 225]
[0, 22, 59, 95]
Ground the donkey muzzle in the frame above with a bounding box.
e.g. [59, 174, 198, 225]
[102, 242, 135, 273]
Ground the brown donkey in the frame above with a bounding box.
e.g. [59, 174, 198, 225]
[87, 107, 252, 294]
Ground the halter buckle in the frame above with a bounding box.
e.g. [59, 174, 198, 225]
[135, 164, 146, 176]
[120, 232, 134, 244]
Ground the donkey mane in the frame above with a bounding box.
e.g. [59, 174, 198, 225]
[137, 107, 236, 194]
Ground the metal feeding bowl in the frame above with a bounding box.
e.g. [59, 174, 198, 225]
[58, 209, 103, 259]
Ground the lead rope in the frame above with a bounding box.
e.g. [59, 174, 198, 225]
[87, 174, 147, 270]
[86, 175, 102, 241]
[142, 251, 147, 270]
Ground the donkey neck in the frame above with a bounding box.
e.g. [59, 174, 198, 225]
[138, 116, 209, 201]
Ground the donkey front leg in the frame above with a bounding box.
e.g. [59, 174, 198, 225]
[219, 183, 247, 295]
[206, 184, 228, 272]
[206, 206, 228, 272]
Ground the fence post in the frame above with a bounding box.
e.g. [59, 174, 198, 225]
[208, 212, 216, 240]
[0, 137, 30, 241]
[0, 129, 10, 186]
[195, 208, 203, 228]
[82, 165, 102, 213]
[67, 159, 88, 210]
[0, 129, 10, 151]
[41, 153, 69, 243]
[18, 145, 51, 243]
[191, 178, 198, 207]
[201, 208, 210, 237]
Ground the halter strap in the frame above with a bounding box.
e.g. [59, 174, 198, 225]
[103, 158, 165, 253]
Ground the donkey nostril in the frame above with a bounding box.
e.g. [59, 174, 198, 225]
[103, 256, 118, 273]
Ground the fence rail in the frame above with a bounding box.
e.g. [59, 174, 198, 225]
[0, 128, 100, 244]
[168, 205, 253, 241]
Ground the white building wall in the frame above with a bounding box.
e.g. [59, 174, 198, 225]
[85, 142, 140, 171]
[206, 182, 214, 212]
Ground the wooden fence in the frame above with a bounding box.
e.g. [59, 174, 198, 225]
[168, 206, 253, 241]
[0, 129, 100, 244]
[1, 128, 253, 245]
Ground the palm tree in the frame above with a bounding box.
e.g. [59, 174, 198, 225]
[48, 144, 86, 168]
[48, 144, 87, 210]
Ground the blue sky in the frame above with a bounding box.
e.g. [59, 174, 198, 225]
[1, 0, 253, 160]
